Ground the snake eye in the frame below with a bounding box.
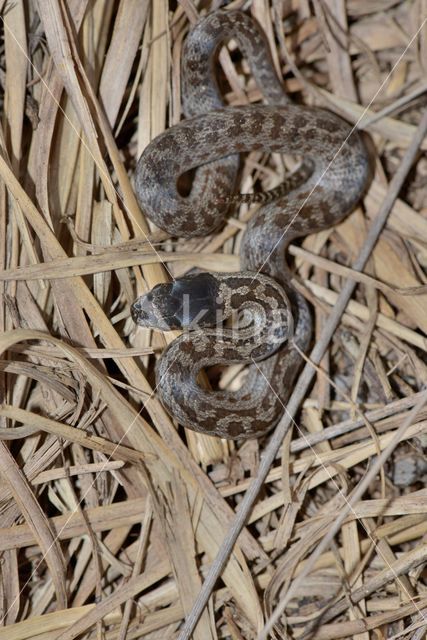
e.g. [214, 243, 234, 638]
[130, 300, 144, 324]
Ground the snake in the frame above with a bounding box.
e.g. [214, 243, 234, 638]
[131, 10, 370, 439]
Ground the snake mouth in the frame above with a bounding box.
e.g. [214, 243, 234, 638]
[130, 299, 146, 325]
[131, 295, 175, 331]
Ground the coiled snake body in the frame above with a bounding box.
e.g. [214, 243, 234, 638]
[132, 10, 370, 439]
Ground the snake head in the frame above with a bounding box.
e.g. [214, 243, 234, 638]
[131, 272, 222, 331]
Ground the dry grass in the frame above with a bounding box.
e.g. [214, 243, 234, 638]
[0, 0, 426, 639]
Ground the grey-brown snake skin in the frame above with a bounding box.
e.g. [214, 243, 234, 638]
[131, 10, 370, 439]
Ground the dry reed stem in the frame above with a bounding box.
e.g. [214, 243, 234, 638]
[0, 2, 426, 639]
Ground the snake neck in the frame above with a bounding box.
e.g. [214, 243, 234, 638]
[239, 205, 313, 352]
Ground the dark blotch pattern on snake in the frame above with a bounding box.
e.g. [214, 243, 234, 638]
[131, 10, 370, 439]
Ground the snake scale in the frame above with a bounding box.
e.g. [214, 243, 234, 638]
[131, 10, 370, 439]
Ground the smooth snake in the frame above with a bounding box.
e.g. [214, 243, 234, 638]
[131, 10, 370, 439]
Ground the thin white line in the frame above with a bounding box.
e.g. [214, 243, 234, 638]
[173, 11, 427, 640]
[3, 6, 427, 637]
[0, 14, 175, 282]
[0, 11, 180, 623]
[252, 356, 427, 638]
[0, 350, 179, 624]
[251, 16, 427, 281]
